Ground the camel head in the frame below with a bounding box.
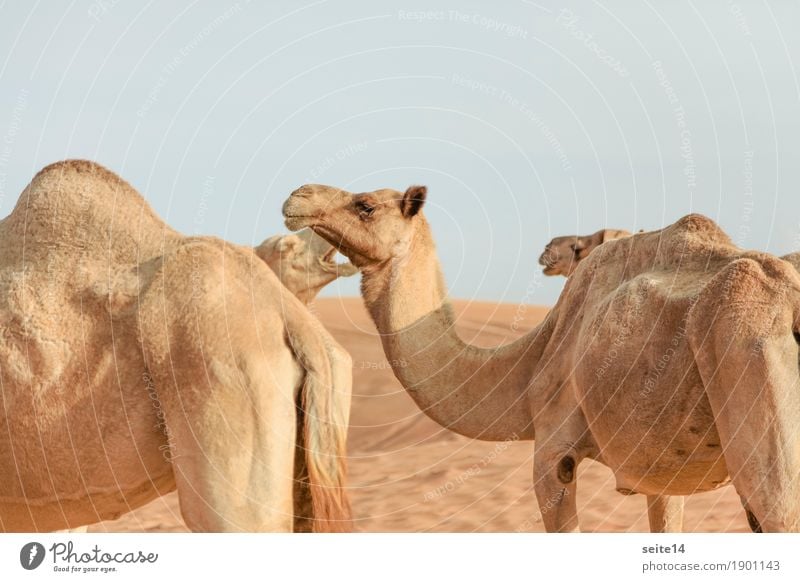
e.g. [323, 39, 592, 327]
[255, 228, 358, 303]
[538, 228, 631, 277]
[282, 184, 428, 269]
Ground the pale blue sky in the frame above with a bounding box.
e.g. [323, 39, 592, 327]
[1, 0, 799, 304]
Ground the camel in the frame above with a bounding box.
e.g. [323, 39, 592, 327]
[0, 160, 352, 532]
[541, 228, 800, 281]
[54, 230, 355, 536]
[539, 227, 800, 532]
[256, 229, 358, 304]
[54, 232, 355, 535]
[539, 229, 632, 277]
[283, 183, 800, 533]
[539, 228, 684, 531]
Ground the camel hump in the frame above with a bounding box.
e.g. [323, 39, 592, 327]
[4, 159, 177, 262]
[33, 159, 127, 186]
[24, 159, 134, 206]
[668, 213, 733, 246]
[20, 159, 148, 212]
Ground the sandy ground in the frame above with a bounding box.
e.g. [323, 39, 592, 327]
[90, 298, 748, 533]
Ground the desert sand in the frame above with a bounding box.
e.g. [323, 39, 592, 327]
[89, 298, 748, 533]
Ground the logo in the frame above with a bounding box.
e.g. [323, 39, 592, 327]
[20, 542, 46, 570]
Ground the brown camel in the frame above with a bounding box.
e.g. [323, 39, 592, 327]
[541, 228, 800, 283]
[539, 228, 683, 531]
[0, 161, 352, 532]
[540, 227, 800, 532]
[283, 183, 800, 532]
[539, 229, 632, 277]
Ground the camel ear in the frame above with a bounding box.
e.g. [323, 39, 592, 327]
[254, 235, 281, 261]
[599, 229, 622, 244]
[277, 234, 303, 254]
[401, 185, 427, 218]
[256, 234, 302, 261]
[574, 236, 594, 260]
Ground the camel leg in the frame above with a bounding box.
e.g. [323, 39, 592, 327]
[156, 354, 299, 532]
[533, 448, 580, 532]
[647, 495, 684, 532]
[690, 259, 800, 531]
[292, 394, 314, 532]
[741, 496, 763, 533]
[136, 242, 315, 532]
[705, 343, 800, 533]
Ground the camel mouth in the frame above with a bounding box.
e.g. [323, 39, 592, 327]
[322, 246, 337, 264]
[541, 265, 559, 276]
[539, 251, 561, 276]
[282, 194, 319, 231]
[317, 243, 359, 277]
[284, 215, 316, 231]
[538, 251, 556, 268]
[308, 225, 369, 268]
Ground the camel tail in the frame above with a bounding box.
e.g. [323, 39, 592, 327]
[289, 319, 353, 532]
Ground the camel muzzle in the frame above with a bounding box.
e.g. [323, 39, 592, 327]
[282, 195, 317, 231]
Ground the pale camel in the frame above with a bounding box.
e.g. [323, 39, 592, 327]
[256, 229, 358, 304]
[0, 160, 352, 532]
[56, 230, 354, 535]
[57, 229, 356, 535]
[284, 184, 800, 532]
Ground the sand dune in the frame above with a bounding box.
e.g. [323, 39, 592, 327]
[90, 298, 747, 532]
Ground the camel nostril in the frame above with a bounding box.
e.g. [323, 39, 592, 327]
[291, 186, 313, 199]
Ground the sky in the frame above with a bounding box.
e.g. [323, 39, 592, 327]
[1, 0, 799, 305]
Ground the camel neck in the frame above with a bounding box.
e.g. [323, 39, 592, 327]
[362, 221, 449, 334]
[360, 219, 542, 441]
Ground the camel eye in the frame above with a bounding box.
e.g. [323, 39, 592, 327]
[355, 200, 375, 219]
